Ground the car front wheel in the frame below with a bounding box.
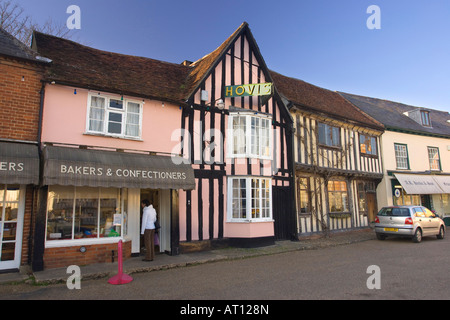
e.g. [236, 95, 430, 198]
[412, 228, 422, 243]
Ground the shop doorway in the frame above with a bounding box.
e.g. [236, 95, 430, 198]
[421, 195, 432, 210]
[140, 189, 171, 254]
[0, 185, 25, 271]
[366, 192, 377, 223]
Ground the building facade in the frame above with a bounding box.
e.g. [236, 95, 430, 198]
[340, 93, 450, 217]
[0, 28, 49, 271]
[271, 72, 385, 235]
[31, 22, 295, 270]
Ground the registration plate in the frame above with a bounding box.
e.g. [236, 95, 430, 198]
[384, 228, 398, 232]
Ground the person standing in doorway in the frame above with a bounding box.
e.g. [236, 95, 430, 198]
[141, 199, 157, 261]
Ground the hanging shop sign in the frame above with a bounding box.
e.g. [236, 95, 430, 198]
[225, 83, 272, 98]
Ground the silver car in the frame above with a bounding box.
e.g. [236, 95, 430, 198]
[374, 205, 446, 243]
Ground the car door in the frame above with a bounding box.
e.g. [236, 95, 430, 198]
[413, 207, 432, 235]
[423, 207, 440, 234]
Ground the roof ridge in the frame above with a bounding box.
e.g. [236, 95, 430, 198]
[33, 30, 191, 69]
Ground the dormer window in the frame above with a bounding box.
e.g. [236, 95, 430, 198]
[420, 110, 431, 127]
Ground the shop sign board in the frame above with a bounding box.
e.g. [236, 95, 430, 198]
[225, 83, 272, 98]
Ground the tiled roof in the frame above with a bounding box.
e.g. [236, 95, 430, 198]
[32, 31, 192, 104]
[0, 27, 45, 63]
[339, 92, 450, 137]
[270, 70, 384, 130]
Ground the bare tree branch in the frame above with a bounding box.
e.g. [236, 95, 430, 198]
[0, 0, 74, 45]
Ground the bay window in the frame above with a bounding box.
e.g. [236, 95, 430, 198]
[228, 177, 272, 222]
[229, 113, 271, 159]
[87, 94, 142, 139]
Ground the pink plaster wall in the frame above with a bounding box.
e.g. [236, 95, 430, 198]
[41, 84, 182, 154]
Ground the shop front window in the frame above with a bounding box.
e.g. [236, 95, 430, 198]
[393, 188, 421, 206]
[46, 186, 128, 242]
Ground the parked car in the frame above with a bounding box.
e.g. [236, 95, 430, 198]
[374, 206, 445, 243]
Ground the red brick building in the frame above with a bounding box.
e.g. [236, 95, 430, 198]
[0, 28, 49, 272]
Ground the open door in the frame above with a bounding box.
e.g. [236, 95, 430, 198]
[367, 192, 377, 223]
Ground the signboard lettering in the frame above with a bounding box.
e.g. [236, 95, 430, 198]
[0, 161, 24, 172]
[225, 83, 272, 98]
[59, 164, 187, 180]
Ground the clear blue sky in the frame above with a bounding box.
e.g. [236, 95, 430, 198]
[14, 0, 450, 113]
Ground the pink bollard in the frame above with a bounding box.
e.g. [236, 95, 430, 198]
[108, 240, 133, 285]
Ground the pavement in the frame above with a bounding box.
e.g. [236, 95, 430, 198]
[0, 228, 376, 286]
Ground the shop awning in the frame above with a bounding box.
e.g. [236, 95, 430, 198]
[432, 176, 450, 194]
[0, 142, 40, 185]
[394, 173, 444, 194]
[43, 146, 195, 190]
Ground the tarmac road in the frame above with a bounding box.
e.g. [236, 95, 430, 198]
[0, 231, 449, 301]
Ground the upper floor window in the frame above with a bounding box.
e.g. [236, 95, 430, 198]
[420, 111, 431, 127]
[427, 146, 441, 171]
[87, 94, 142, 139]
[228, 113, 271, 159]
[318, 122, 340, 148]
[359, 134, 377, 156]
[394, 143, 409, 169]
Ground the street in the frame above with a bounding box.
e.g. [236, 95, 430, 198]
[0, 233, 449, 301]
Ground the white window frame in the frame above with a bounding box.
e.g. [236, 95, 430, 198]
[228, 112, 272, 160]
[86, 93, 143, 140]
[394, 143, 409, 170]
[427, 146, 441, 171]
[227, 176, 273, 223]
[45, 186, 128, 248]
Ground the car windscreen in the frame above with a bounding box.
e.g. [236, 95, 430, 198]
[377, 207, 410, 217]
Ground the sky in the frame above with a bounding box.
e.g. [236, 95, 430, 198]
[12, 0, 450, 113]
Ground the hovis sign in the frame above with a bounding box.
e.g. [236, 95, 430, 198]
[225, 83, 272, 98]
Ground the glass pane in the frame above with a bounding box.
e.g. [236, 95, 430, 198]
[1, 242, 15, 261]
[127, 102, 140, 113]
[232, 116, 246, 155]
[47, 186, 75, 240]
[0, 186, 4, 204]
[89, 97, 105, 132]
[108, 122, 122, 134]
[109, 112, 122, 122]
[110, 99, 123, 110]
[332, 127, 340, 146]
[5, 187, 20, 202]
[91, 96, 105, 108]
[75, 187, 99, 239]
[4, 203, 18, 221]
[126, 124, 139, 137]
[2, 222, 16, 241]
[100, 188, 119, 237]
[318, 123, 326, 145]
